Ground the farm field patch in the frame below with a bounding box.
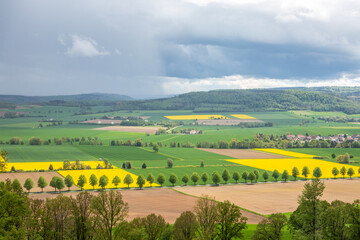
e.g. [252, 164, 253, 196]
[176, 179, 360, 215]
[93, 126, 164, 134]
[165, 115, 228, 120]
[255, 148, 315, 158]
[227, 158, 360, 179]
[57, 169, 156, 189]
[231, 114, 256, 119]
[196, 119, 263, 125]
[199, 148, 289, 159]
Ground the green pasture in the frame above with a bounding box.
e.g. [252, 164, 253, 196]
[243, 224, 291, 240]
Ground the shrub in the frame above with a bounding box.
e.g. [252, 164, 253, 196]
[142, 163, 147, 169]
[167, 159, 173, 168]
[29, 137, 42, 145]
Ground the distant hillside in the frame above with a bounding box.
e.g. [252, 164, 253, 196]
[0, 93, 133, 104]
[114, 89, 360, 114]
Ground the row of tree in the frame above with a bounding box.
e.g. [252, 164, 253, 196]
[20, 165, 360, 193]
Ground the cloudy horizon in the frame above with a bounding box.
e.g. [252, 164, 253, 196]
[2, 0, 360, 97]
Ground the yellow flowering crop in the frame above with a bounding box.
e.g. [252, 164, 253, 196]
[255, 148, 315, 158]
[7, 161, 113, 172]
[231, 114, 256, 119]
[227, 158, 360, 179]
[165, 115, 228, 120]
[57, 169, 157, 189]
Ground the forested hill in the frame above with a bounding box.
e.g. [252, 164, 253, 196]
[0, 93, 132, 104]
[114, 89, 360, 114]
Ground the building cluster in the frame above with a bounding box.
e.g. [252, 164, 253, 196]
[286, 134, 360, 143]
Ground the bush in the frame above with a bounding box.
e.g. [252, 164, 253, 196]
[29, 137, 42, 145]
[142, 163, 147, 169]
[9, 137, 22, 145]
[126, 161, 132, 169]
[167, 159, 174, 168]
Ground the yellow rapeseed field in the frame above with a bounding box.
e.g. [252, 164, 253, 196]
[57, 169, 157, 189]
[231, 114, 256, 119]
[7, 161, 113, 172]
[227, 158, 360, 179]
[165, 115, 228, 120]
[255, 148, 315, 158]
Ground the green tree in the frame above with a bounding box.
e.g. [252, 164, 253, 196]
[0, 150, 9, 172]
[216, 200, 247, 240]
[232, 171, 240, 183]
[332, 167, 339, 179]
[272, 169, 280, 182]
[302, 166, 310, 180]
[153, 144, 159, 153]
[55, 177, 65, 192]
[124, 174, 134, 188]
[222, 169, 231, 184]
[169, 173, 178, 186]
[182, 174, 189, 186]
[248, 172, 256, 184]
[167, 158, 173, 168]
[347, 167, 355, 179]
[174, 211, 198, 240]
[191, 172, 200, 185]
[252, 213, 287, 240]
[64, 174, 74, 191]
[340, 166, 347, 178]
[63, 160, 71, 170]
[157, 173, 165, 187]
[254, 169, 260, 182]
[99, 175, 109, 189]
[331, 153, 336, 159]
[50, 176, 58, 191]
[23, 178, 34, 193]
[313, 167, 322, 179]
[91, 191, 129, 240]
[262, 171, 269, 182]
[212, 171, 221, 185]
[89, 174, 98, 190]
[141, 213, 167, 240]
[77, 175, 87, 190]
[37, 176, 47, 192]
[112, 176, 121, 188]
[136, 175, 145, 189]
[194, 196, 218, 240]
[201, 172, 209, 185]
[70, 191, 94, 240]
[146, 173, 155, 187]
[242, 171, 249, 183]
[349, 199, 360, 239]
[289, 179, 326, 240]
[292, 167, 300, 181]
[282, 170, 289, 182]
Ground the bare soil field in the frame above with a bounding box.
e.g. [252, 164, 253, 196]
[15, 106, 30, 109]
[0, 172, 79, 192]
[94, 126, 164, 134]
[199, 148, 289, 159]
[29, 188, 264, 224]
[82, 119, 123, 124]
[177, 179, 360, 215]
[197, 119, 264, 125]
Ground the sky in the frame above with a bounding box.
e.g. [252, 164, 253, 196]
[2, 0, 360, 98]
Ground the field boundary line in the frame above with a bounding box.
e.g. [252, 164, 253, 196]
[170, 188, 266, 217]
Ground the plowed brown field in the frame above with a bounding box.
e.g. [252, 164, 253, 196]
[199, 148, 289, 159]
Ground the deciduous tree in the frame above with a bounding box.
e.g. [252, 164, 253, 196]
[89, 174, 98, 190]
[136, 175, 145, 189]
[64, 175, 74, 191]
[169, 173, 178, 186]
[191, 172, 200, 185]
[182, 174, 189, 186]
[112, 176, 121, 188]
[194, 196, 218, 240]
[222, 169, 231, 184]
[24, 178, 34, 193]
[157, 173, 165, 187]
[292, 167, 300, 181]
[99, 175, 109, 189]
[174, 211, 198, 240]
[212, 171, 221, 185]
[37, 176, 47, 192]
[201, 172, 209, 185]
[124, 174, 134, 188]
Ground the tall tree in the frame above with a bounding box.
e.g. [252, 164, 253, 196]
[222, 169, 231, 184]
[91, 191, 129, 240]
[174, 211, 198, 240]
[99, 175, 109, 190]
[340, 166, 347, 179]
[289, 179, 326, 240]
[292, 167, 300, 181]
[112, 176, 121, 188]
[253, 169, 260, 182]
[24, 178, 34, 193]
[141, 213, 167, 240]
[77, 175, 87, 190]
[216, 200, 247, 240]
[282, 170, 289, 182]
[232, 171, 240, 183]
[136, 175, 145, 189]
[242, 171, 249, 183]
[332, 167, 339, 179]
[145, 174, 153, 187]
[347, 167, 355, 179]
[201, 172, 209, 185]
[313, 167, 322, 179]
[64, 175, 74, 191]
[70, 191, 94, 240]
[302, 166, 310, 180]
[157, 173, 165, 187]
[262, 171, 269, 182]
[272, 169, 280, 182]
[124, 174, 134, 188]
[349, 199, 360, 239]
[169, 173, 178, 186]
[89, 174, 98, 190]
[194, 196, 218, 240]
[212, 171, 221, 185]
[182, 174, 189, 186]
[248, 172, 256, 184]
[191, 172, 200, 185]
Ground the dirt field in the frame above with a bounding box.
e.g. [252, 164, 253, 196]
[197, 119, 264, 125]
[199, 148, 289, 159]
[176, 179, 360, 215]
[94, 126, 164, 134]
[29, 188, 264, 224]
[0, 172, 79, 192]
